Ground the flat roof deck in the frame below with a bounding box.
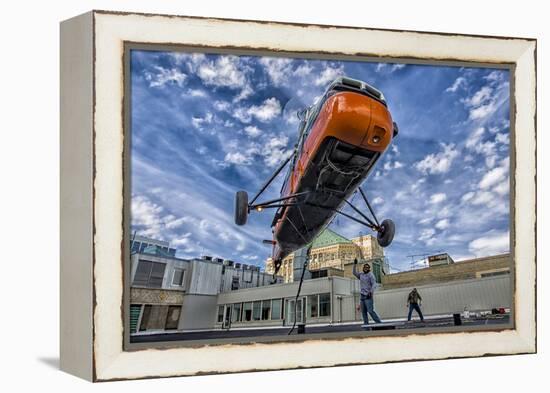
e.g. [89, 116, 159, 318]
[130, 314, 510, 343]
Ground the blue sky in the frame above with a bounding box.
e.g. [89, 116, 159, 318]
[130, 50, 510, 272]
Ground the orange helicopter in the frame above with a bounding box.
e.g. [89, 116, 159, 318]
[235, 76, 398, 275]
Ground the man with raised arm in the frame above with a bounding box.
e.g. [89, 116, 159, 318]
[353, 258, 382, 326]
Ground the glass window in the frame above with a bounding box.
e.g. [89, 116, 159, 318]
[172, 268, 185, 286]
[307, 294, 319, 318]
[149, 262, 165, 287]
[319, 293, 331, 317]
[232, 303, 242, 323]
[243, 302, 253, 322]
[133, 260, 166, 288]
[131, 241, 140, 254]
[261, 300, 271, 320]
[217, 305, 224, 323]
[271, 299, 282, 320]
[139, 305, 152, 331]
[253, 301, 261, 321]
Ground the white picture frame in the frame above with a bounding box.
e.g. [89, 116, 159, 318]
[60, 10, 536, 381]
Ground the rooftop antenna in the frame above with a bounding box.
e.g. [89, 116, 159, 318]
[406, 249, 443, 270]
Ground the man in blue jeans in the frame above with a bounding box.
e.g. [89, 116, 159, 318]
[353, 258, 382, 326]
[407, 288, 425, 322]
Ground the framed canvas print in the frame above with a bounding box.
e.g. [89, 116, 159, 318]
[60, 10, 536, 381]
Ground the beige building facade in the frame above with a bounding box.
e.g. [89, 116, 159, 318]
[381, 253, 511, 289]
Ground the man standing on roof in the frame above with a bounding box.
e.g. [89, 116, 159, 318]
[406, 288, 425, 322]
[353, 258, 382, 326]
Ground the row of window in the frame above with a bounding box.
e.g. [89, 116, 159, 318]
[217, 293, 331, 324]
[133, 260, 185, 288]
[218, 298, 284, 323]
[311, 253, 356, 261]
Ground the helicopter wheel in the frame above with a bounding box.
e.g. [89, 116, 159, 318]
[376, 219, 395, 247]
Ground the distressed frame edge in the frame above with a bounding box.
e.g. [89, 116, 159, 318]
[59, 11, 95, 381]
[89, 11, 537, 381]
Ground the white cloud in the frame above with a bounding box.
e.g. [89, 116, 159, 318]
[465, 127, 485, 149]
[435, 219, 450, 230]
[187, 89, 207, 98]
[485, 154, 498, 168]
[196, 146, 207, 155]
[294, 63, 313, 77]
[372, 197, 384, 205]
[470, 191, 493, 206]
[430, 193, 447, 204]
[236, 98, 282, 123]
[213, 100, 230, 112]
[131, 195, 192, 240]
[495, 133, 509, 145]
[468, 231, 509, 256]
[484, 71, 503, 82]
[419, 228, 436, 245]
[144, 66, 187, 88]
[385, 160, 404, 170]
[465, 127, 498, 166]
[132, 195, 163, 229]
[461, 191, 475, 203]
[462, 86, 493, 107]
[469, 101, 498, 120]
[224, 152, 251, 165]
[315, 64, 344, 86]
[233, 84, 253, 102]
[460, 79, 508, 121]
[415, 143, 459, 175]
[260, 57, 293, 86]
[164, 217, 188, 230]
[188, 54, 252, 102]
[493, 180, 509, 196]
[411, 178, 426, 191]
[479, 165, 507, 189]
[171, 232, 192, 246]
[244, 126, 262, 138]
[191, 112, 213, 129]
[250, 98, 282, 122]
[262, 135, 292, 167]
[375, 63, 405, 73]
[196, 55, 247, 88]
[445, 77, 466, 93]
